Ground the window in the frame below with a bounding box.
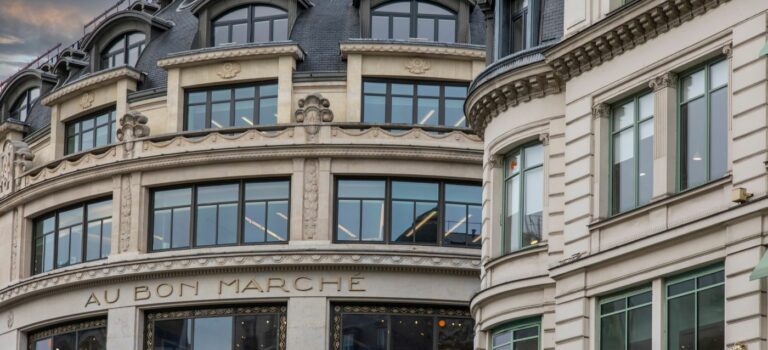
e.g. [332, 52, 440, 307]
[599, 289, 652, 350]
[497, 0, 540, 57]
[611, 92, 654, 214]
[65, 108, 117, 155]
[33, 199, 112, 275]
[9, 87, 40, 122]
[185, 83, 278, 130]
[333, 304, 474, 350]
[666, 265, 724, 350]
[101, 32, 146, 69]
[371, 0, 457, 42]
[147, 305, 286, 350]
[503, 143, 544, 252]
[29, 319, 107, 350]
[212, 5, 288, 46]
[150, 179, 290, 251]
[679, 58, 729, 190]
[334, 178, 481, 247]
[362, 80, 468, 127]
[491, 317, 540, 350]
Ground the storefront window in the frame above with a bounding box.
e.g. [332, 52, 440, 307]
[29, 319, 107, 350]
[667, 265, 724, 350]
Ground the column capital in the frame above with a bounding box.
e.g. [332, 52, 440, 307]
[648, 72, 678, 92]
[722, 43, 733, 59]
[487, 154, 504, 168]
[592, 103, 610, 119]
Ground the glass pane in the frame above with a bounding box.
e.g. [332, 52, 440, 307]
[710, 88, 728, 180]
[668, 279, 695, 297]
[375, 2, 411, 13]
[438, 19, 456, 43]
[508, 151, 521, 174]
[445, 184, 481, 203]
[69, 225, 82, 265]
[214, 26, 229, 46]
[639, 93, 653, 120]
[697, 285, 724, 350]
[514, 338, 538, 350]
[524, 144, 544, 167]
[194, 317, 232, 350]
[467, 205, 482, 246]
[59, 207, 83, 228]
[682, 69, 705, 101]
[445, 86, 467, 98]
[710, 60, 728, 89]
[78, 328, 107, 350]
[698, 270, 724, 288]
[418, 84, 440, 97]
[187, 104, 206, 130]
[628, 305, 652, 350]
[600, 313, 625, 350]
[235, 100, 255, 127]
[211, 103, 231, 128]
[244, 202, 266, 243]
[337, 200, 361, 241]
[417, 18, 435, 41]
[35, 339, 52, 350]
[391, 201, 414, 243]
[414, 201, 438, 243]
[235, 87, 255, 99]
[437, 318, 474, 350]
[246, 181, 289, 200]
[613, 128, 636, 213]
[212, 89, 230, 101]
[101, 219, 112, 259]
[44, 234, 54, 272]
[417, 98, 439, 125]
[668, 293, 696, 350]
[273, 18, 288, 41]
[82, 130, 94, 150]
[638, 119, 654, 206]
[444, 203, 467, 244]
[260, 84, 278, 96]
[218, 8, 248, 21]
[364, 82, 387, 94]
[371, 16, 390, 39]
[338, 180, 385, 198]
[128, 47, 140, 66]
[232, 23, 248, 43]
[418, 2, 452, 15]
[392, 181, 438, 201]
[492, 331, 511, 348]
[614, 100, 634, 130]
[512, 16, 524, 53]
[52, 333, 76, 350]
[364, 95, 386, 123]
[154, 188, 192, 208]
[391, 83, 413, 95]
[505, 175, 520, 251]
[198, 184, 239, 204]
[391, 96, 414, 124]
[259, 97, 277, 124]
[514, 326, 538, 339]
[235, 314, 279, 350]
[523, 167, 543, 246]
[254, 5, 286, 17]
[341, 314, 387, 350]
[87, 221, 102, 261]
[128, 33, 145, 45]
[153, 319, 192, 350]
[172, 207, 191, 248]
[391, 316, 434, 350]
[600, 298, 626, 314]
[34, 236, 43, 274]
[392, 17, 410, 39]
[361, 200, 385, 241]
[218, 203, 238, 244]
[95, 126, 109, 147]
[196, 205, 217, 246]
[628, 291, 652, 307]
[266, 201, 289, 242]
[445, 99, 466, 127]
[253, 21, 270, 42]
[153, 209, 172, 250]
[681, 99, 707, 189]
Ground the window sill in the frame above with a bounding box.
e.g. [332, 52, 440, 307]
[157, 42, 305, 69]
[484, 242, 548, 270]
[340, 39, 486, 60]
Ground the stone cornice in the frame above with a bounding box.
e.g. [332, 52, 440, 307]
[157, 43, 306, 69]
[0, 250, 480, 307]
[340, 40, 486, 60]
[41, 67, 144, 106]
[545, 0, 731, 81]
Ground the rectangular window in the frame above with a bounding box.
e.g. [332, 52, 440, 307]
[497, 0, 540, 57]
[333, 304, 474, 350]
[679, 58, 729, 190]
[491, 316, 540, 350]
[65, 108, 117, 155]
[334, 178, 482, 248]
[29, 319, 107, 350]
[503, 143, 544, 253]
[611, 92, 654, 214]
[599, 288, 652, 350]
[150, 179, 290, 251]
[666, 265, 724, 350]
[33, 198, 112, 275]
[147, 305, 285, 350]
[185, 82, 278, 131]
[362, 80, 469, 127]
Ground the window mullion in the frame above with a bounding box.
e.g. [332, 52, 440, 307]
[705, 64, 712, 183]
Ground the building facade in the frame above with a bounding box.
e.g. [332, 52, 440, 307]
[468, 0, 768, 349]
[0, 0, 494, 349]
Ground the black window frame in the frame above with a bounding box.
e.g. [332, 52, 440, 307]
[64, 107, 117, 155]
[28, 318, 107, 350]
[148, 178, 291, 252]
[211, 4, 289, 46]
[31, 197, 113, 276]
[371, 0, 458, 43]
[361, 79, 469, 127]
[100, 31, 146, 70]
[332, 177, 482, 248]
[498, 0, 541, 57]
[184, 81, 279, 131]
[9, 87, 40, 122]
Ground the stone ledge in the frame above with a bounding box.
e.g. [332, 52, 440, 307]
[41, 67, 144, 106]
[157, 42, 305, 69]
[340, 40, 486, 60]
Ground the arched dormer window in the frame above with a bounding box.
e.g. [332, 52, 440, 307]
[212, 5, 288, 46]
[100, 32, 146, 69]
[371, 0, 456, 43]
[9, 87, 40, 122]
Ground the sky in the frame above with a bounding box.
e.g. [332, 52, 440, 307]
[0, 0, 107, 81]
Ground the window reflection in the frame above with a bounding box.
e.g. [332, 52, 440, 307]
[371, 0, 456, 42]
[101, 32, 145, 69]
[362, 80, 468, 127]
[491, 318, 540, 350]
[213, 5, 289, 46]
[611, 92, 654, 214]
[65, 109, 117, 155]
[667, 268, 724, 350]
[185, 83, 278, 130]
[10, 87, 40, 122]
[30, 320, 107, 350]
[504, 143, 543, 252]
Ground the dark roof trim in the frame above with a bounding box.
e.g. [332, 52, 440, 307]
[293, 71, 346, 83]
[127, 87, 167, 103]
[81, 10, 174, 51]
[190, 0, 315, 14]
[0, 69, 56, 107]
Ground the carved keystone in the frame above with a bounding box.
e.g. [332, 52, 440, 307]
[117, 111, 150, 155]
[295, 93, 334, 141]
[0, 140, 34, 198]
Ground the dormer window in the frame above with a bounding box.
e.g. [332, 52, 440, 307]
[101, 32, 146, 69]
[371, 0, 457, 43]
[498, 0, 541, 57]
[212, 5, 288, 46]
[9, 87, 40, 122]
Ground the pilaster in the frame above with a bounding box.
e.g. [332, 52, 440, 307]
[277, 55, 294, 124]
[345, 54, 363, 122]
[648, 72, 678, 200]
[107, 306, 141, 350]
[286, 297, 328, 350]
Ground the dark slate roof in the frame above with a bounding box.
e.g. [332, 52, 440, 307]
[291, 0, 361, 72]
[25, 102, 52, 132]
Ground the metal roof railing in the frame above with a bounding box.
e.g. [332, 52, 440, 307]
[0, 43, 62, 95]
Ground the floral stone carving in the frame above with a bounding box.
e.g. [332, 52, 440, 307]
[0, 140, 34, 198]
[217, 62, 242, 79]
[117, 111, 150, 155]
[405, 58, 431, 74]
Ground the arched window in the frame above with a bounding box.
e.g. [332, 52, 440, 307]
[100, 32, 146, 69]
[9, 87, 40, 122]
[371, 0, 456, 43]
[212, 5, 289, 46]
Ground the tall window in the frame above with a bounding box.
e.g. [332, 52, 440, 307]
[667, 265, 724, 350]
[503, 143, 544, 252]
[333, 304, 474, 350]
[498, 0, 540, 57]
[371, 0, 457, 42]
[9, 87, 40, 122]
[147, 305, 286, 350]
[101, 32, 146, 69]
[679, 58, 728, 190]
[29, 319, 107, 350]
[491, 317, 540, 350]
[335, 179, 481, 247]
[150, 179, 290, 251]
[599, 289, 652, 350]
[185, 83, 278, 130]
[65, 108, 117, 155]
[362, 80, 468, 127]
[212, 5, 288, 46]
[611, 92, 654, 214]
[33, 199, 112, 275]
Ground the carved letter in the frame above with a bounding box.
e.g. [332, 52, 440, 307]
[85, 292, 101, 307]
[320, 276, 342, 292]
[219, 280, 240, 295]
[294, 277, 313, 292]
[349, 275, 366, 292]
[267, 278, 289, 293]
[134, 286, 151, 301]
[241, 279, 264, 293]
[104, 289, 120, 304]
[156, 284, 174, 298]
[180, 282, 199, 297]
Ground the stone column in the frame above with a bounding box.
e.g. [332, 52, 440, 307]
[107, 306, 141, 350]
[111, 171, 145, 258]
[345, 54, 363, 122]
[286, 297, 328, 350]
[277, 56, 294, 124]
[591, 103, 610, 221]
[651, 278, 663, 350]
[648, 72, 677, 200]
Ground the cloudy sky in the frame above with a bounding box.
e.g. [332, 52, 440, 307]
[0, 0, 107, 81]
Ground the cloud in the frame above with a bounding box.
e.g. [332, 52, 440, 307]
[0, 34, 23, 45]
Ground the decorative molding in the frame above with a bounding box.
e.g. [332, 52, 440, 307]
[10, 209, 18, 282]
[728, 344, 747, 350]
[216, 61, 242, 79]
[28, 319, 106, 343]
[6, 311, 12, 329]
[405, 58, 432, 74]
[79, 92, 95, 109]
[592, 103, 610, 119]
[303, 159, 319, 240]
[119, 175, 132, 253]
[42, 67, 144, 106]
[157, 43, 305, 69]
[339, 41, 486, 60]
[539, 132, 550, 146]
[722, 43, 733, 59]
[116, 111, 150, 156]
[487, 154, 504, 169]
[295, 93, 333, 142]
[648, 72, 677, 92]
[0, 140, 34, 199]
